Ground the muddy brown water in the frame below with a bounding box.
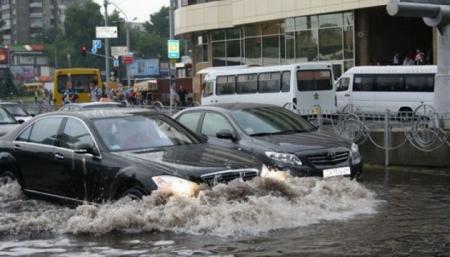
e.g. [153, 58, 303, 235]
[0, 166, 449, 257]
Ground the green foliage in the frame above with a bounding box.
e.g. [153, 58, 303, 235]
[144, 6, 169, 38]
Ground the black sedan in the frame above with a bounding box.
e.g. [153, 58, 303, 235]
[0, 109, 263, 203]
[173, 103, 362, 179]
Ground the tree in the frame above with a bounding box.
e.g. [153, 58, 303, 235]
[143, 6, 169, 38]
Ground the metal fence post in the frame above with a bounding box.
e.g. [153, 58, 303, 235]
[384, 109, 390, 167]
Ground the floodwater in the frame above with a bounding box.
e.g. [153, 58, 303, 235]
[0, 167, 449, 257]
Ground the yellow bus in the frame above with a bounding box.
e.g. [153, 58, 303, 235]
[53, 68, 102, 106]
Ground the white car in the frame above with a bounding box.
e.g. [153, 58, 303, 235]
[0, 102, 34, 123]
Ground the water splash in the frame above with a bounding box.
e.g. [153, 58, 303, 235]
[0, 177, 379, 237]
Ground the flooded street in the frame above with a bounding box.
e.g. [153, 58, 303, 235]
[0, 166, 449, 257]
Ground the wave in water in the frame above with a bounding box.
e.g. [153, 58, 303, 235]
[0, 177, 379, 237]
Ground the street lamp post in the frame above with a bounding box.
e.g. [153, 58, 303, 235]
[108, 1, 135, 88]
[104, 0, 110, 84]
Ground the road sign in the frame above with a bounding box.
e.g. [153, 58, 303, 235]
[122, 55, 134, 65]
[168, 40, 180, 59]
[96, 26, 118, 38]
[113, 59, 119, 67]
[111, 46, 129, 57]
[91, 39, 102, 54]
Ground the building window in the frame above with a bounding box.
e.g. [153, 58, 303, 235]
[195, 33, 208, 63]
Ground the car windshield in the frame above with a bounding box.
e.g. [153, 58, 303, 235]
[3, 105, 28, 116]
[93, 114, 199, 151]
[230, 107, 316, 136]
[0, 108, 17, 124]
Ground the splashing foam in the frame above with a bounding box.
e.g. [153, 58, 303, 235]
[0, 177, 379, 237]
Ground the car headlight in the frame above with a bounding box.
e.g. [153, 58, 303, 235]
[350, 143, 361, 164]
[152, 175, 199, 197]
[260, 165, 289, 181]
[265, 151, 303, 166]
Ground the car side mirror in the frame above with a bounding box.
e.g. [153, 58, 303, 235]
[31, 114, 35, 117]
[17, 120, 24, 124]
[216, 129, 237, 141]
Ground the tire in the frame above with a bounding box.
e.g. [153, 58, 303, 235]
[0, 170, 16, 186]
[120, 187, 145, 201]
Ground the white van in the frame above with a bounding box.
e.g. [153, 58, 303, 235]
[200, 63, 337, 113]
[336, 65, 437, 113]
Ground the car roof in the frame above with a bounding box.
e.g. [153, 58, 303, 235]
[0, 102, 21, 105]
[44, 108, 162, 120]
[177, 103, 282, 114]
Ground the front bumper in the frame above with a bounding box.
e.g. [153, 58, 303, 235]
[277, 161, 363, 180]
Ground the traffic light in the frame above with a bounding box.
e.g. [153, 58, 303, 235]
[80, 46, 87, 57]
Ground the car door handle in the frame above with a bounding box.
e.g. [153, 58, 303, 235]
[344, 93, 350, 97]
[54, 153, 65, 160]
[13, 144, 21, 151]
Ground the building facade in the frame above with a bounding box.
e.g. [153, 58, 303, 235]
[174, 0, 435, 99]
[0, 0, 76, 45]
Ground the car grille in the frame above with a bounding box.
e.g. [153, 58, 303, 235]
[201, 169, 259, 186]
[306, 151, 349, 167]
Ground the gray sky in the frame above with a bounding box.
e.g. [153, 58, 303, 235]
[94, 0, 168, 22]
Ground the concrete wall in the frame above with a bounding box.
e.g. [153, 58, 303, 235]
[360, 131, 450, 168]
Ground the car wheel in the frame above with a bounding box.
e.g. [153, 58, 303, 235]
[121, 187, 145, 201]
[0, 170, 16, 185]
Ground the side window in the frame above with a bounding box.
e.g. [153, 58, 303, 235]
[201, 113, 234, 137]
[60, 118, 95, 150]
[336, 77, 350, 92]
[16, 126, 32, 142]
[236, 74, 258, 94]
[259, 72, 281, 93]
[353, 75, 375, 91]
[202, 80, 214, 97]
[281, 71, 291, 92]
[404, 74, 435, 92]
[177, 112, 202, 132]
[216, 76, 236, 95]
[375, 75, 404, 91]
[28, 117, 64, 146]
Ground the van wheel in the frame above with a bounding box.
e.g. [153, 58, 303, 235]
[121, 187, 145, 201]
[398, 107, 413, 120]
[0, 170, 16, 185]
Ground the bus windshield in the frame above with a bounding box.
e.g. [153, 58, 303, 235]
[57, 74, 97, 93]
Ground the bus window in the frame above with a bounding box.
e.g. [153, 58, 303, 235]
[281, 71, 291, 92]
[216, 76, 236, 95]
[203, 80, 214, 97]
[405, 74, 434, 92]
[236, 74, 257, 94]
[353, 75, 375, 91]
[258, 72, 281, 93]
[57, 75, 94, 93]
[336, 77, 350, 91]
[375, 75, 404, 91]
[297, 70, 332, 91]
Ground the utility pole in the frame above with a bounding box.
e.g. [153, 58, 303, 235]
[169, 0, 176, 115]
[104, 0, 110, 84]
[126, 23, 131, 88]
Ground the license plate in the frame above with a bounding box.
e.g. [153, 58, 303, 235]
[323, 167, 351, 178]
[312, 107, 320, 114]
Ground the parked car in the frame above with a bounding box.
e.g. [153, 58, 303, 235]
[58, 102, 126, 111]
[0, 109, 264, 203]
[0, 102, 34, 123]
[173, 103, 362, 179]
[0, 107, 22, 137]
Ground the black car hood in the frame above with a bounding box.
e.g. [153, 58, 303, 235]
[114, 144, 261, 180]
[249, 130, 349, 153]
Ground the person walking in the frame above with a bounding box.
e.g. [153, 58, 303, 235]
[177, 85, 188, 107]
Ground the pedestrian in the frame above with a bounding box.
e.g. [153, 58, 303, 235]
[403, 56, 414, 65]
[415, 49, 424, 65]
[393, 52, 400, 65]
[89, 80, 100, 102]
[34, 89, 38, 103]
[177, 85, 188, 107]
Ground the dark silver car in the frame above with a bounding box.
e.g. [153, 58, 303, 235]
[174, 103, 362, 179]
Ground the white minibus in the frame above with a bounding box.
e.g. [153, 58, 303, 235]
[336, 66, 437, 113]
[200, 63, 337, 113]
